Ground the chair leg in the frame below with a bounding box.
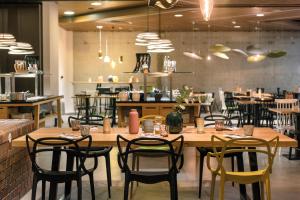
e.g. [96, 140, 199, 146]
[198, 154, 205, 198]
[231, 157, 235, 187]
[130, 154, 136, 198]
[105, 154, 112, 198]
[136, 156, 140, 187]
[31, 175, 38, 200]
[288, 147, 293, 160]
[218, 175, 225, 200]
[42, 180, 46, 200]
[210, 173, 217, 200]
[124, 175, 130, 200]
[77, 178, 82, 200]
[170, 174, 178, 200]
[260, 181, 265, 200]
[88, 173, 95, 200]
[265, 176, 271, 200]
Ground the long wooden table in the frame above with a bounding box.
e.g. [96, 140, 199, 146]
[13, 127, 297, 200]
[13, 127, 297, 148]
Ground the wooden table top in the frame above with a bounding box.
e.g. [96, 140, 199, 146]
[269, 108, 300, 114]
[12, 127, 297, 148]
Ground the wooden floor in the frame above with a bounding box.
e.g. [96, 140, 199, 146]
[20, 115, 300, 200]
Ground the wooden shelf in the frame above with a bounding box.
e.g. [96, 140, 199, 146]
[72, 81, 139, 84]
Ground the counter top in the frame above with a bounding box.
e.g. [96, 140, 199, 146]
[0, 95, 63, 105]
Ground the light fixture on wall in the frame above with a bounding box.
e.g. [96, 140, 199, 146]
[119, 56, 123, 63]
[199, 0, 214, 21]
[103, 39, 111, 63]
[111, 60, 116, 69]
[96, 25, 103, 59]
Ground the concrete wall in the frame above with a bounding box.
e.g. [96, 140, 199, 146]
[43, 2, 59, 96]
[72, 31, 300, 100]
[58, 28, 74, 113]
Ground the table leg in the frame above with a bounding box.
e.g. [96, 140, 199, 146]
[49, 148, 61, 200]
[118, 106, 124, 127]
[236, 154, 247, 200]
[65, 152, 75, 198]
[85, 97, 90, 124]
[57, 98, 62, 128]
[249, 151, 261, 200]
[33, 104, 40, 130]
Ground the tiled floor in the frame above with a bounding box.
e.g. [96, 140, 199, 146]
[21, 115, 300, 200]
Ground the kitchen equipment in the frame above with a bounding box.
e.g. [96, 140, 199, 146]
[10, 91, 30, 101]
[132, 91, 141, 102]
[119, 91, 129, 101]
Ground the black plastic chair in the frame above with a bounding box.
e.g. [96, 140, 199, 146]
[26, 134, 96, 200]
[68, 115, 113, 198]
[117, 135, 184, 200]
[196, 114, 244, 198]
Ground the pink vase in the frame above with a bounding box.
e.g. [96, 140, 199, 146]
[129, 109, 139, 134]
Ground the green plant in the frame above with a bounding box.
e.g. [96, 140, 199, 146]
[175, 85, 192, 113]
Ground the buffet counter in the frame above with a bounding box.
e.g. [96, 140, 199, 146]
[116, 101, 200, 127]
[0, 95, 63, 129]
[0, 119, 34, 199]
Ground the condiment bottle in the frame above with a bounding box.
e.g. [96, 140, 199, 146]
[103, 116, 111, 134]
[129, 109, 139, 134]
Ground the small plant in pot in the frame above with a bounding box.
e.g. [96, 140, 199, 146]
[154, 88, 163, 102]
[166, 85, 192, 134]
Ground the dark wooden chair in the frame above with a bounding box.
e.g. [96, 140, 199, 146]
[117, 135, 184, 200]
[68, 115, 113, 198]
[26, 134, 96, 200]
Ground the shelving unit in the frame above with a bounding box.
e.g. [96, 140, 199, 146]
[0, 71, 43, 95]
[123, 71, 194, 100]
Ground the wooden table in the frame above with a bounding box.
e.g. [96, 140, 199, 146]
[13, 127, 297, 148]
[13, 127, 296, 200]
[0, 95, 63, 129]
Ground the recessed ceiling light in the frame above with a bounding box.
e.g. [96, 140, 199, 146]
[256, 13, 264, 17]
[96, 25, 103, 29]
[91, 2, 102, 6]
[232, 21, 236, 24]
[174, 14, 183, 18]
[234, 25, 241, 29]
[128, 21, 133, 25]
[64, 10, 75, 16]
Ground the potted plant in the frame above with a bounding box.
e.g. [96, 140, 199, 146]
[154, 88, 163, 102]
[166, 85, 192, 134]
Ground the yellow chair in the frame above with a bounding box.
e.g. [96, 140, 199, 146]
[207, 135, 279, 200]
[139, 115, 166, 125]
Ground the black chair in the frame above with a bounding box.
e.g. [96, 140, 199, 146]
[117, 135, 184, 200]
[196, 114, 244, 198]
[68, 115, 113, 198]
[26, 134, 96, 200]
[224, 92, 239, 117]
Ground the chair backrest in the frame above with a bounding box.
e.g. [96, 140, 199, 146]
[117, 135, 184, 173]
[68, 115, 112, 127]
[73, 94, 90, 107]
[218, 89, 227, 110]
[204, 114, 228, 127]
[26, 134, 92, 175]
[208, 135, 279, 174]
[275, 99, 299, 109]
[139, 115, 166, 125]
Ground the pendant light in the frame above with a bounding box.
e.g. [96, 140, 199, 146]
[103, 39, 111, 63]
[183, 22, 202, 60]
[8, 42, 34, 55]
[148, 0, 179, 9]
[199, 0, 214, 21]
[0, 11, 16, 49]
[97, 25, 103, 59]
[146, 8, 174, 53]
